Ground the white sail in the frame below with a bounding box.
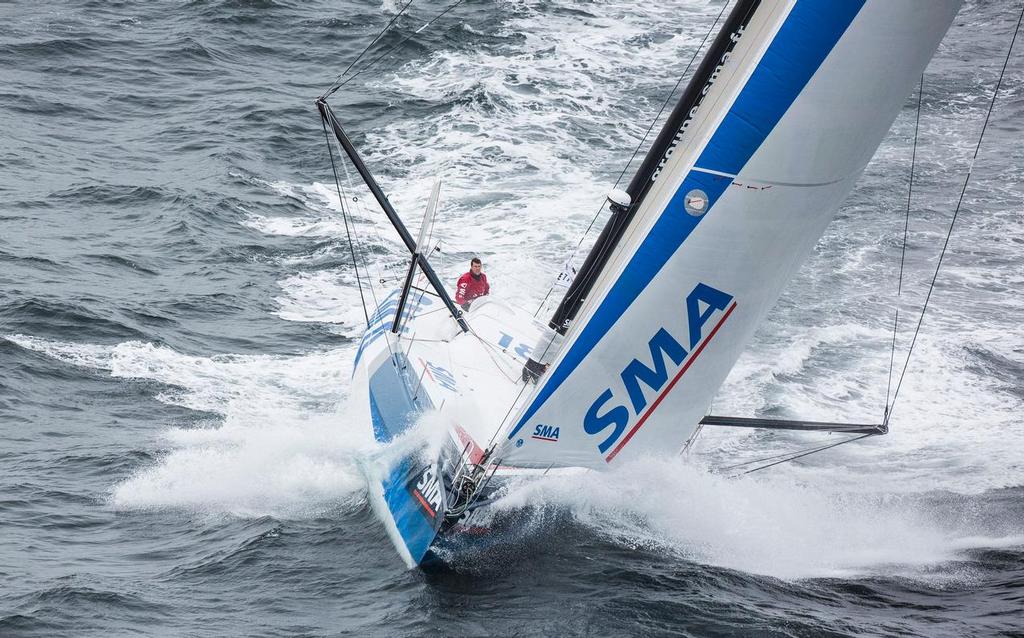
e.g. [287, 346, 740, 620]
[500, 0, 961, 469]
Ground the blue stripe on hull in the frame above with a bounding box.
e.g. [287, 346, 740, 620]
[509, 0, 865, 439]
[379, 457, 438, 564]
[368, 352, 424, 443]
[368, 354, 442, 565]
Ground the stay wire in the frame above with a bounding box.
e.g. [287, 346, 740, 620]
[336, 151, 385, 313]
[735, 7, 1022, 474]
[721, 437, 854, 471]
[608, 0, 731, 193]
[320, 0, 415, 100]
[325, 0, 467, 98]
[731, 434, 874, 477]
[885, 74, 923, 420]
[317, 0, 463, 334]
[885, 3, 1023, 426]
[532, 0, 731, 317]
[320, 117, 370, 326]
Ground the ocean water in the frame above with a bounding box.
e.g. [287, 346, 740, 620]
[1, 0, 1022, 636]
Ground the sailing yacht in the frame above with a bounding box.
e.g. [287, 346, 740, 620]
[319, 0, 962, 568]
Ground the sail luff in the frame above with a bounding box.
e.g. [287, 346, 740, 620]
[546, 0, 762, 336]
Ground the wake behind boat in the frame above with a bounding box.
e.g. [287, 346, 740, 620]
[318, 0, 970, 568]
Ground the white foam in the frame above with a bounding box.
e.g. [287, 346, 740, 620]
[241, 181, 354, 238]
[7, 336, 349, 416]
[8, 334, 370, 518]
[497, 458, 1019, 580]
[110, 407, 371, 518]
[274, 270, 372, 332]
[7, 334, 115, 369]
[242, 213, 350, 238]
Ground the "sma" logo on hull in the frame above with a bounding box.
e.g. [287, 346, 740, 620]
[411, 465, 443, 519]
[583, 282, 735, 457]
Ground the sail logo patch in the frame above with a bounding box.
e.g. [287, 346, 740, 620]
[531, 424, 560, 442]
[582, 282, 736, 461]
[411, 465, 443, 519]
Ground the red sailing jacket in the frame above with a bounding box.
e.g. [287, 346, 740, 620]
[455, 271, 489, 307]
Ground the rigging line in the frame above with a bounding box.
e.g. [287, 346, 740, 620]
[718, 439, 842, 471]
[321, 118, 370, 326]
[885, 74, 923, 420]
[533, 0, 731, 317]
[320, 0, 416, 100]
[381, 335, 449, 344]
[467, 327, 521, 384]
[485, 327, 564, 454]
[340, 160, 384, 322]
[681, 399, 716, 455]
[339, 165, 386, 331]
[886, 2, 1023, 426]
[332, 0, 467, 93]
[488, 370, 536, 452]
[336, 148, 387, 316]
[681, 422, 704, 455]
[366, 213, 403, 282]
[720, 433, 872, 474]
[610, 0, 731, 192]
[334, 138, 408, 292]
[736, 434, 874, 477]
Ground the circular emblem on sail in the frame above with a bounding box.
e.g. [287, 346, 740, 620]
[684, 189, 709, 216]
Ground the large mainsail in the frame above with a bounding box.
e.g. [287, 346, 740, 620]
[500, 0, 961, 469]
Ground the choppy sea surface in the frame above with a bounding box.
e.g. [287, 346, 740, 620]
[2, 0, 1022, 636]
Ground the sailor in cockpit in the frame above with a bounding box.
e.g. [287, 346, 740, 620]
[454, 257, 490, 311]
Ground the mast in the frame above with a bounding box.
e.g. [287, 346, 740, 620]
[547, 0, 761, 335]
[316, 98, 469, 333]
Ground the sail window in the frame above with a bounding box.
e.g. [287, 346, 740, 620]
[684, 189, 709, 216]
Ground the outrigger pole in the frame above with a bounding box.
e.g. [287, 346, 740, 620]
[698, 415, 887, 435]
[316, 98, 469, 334]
